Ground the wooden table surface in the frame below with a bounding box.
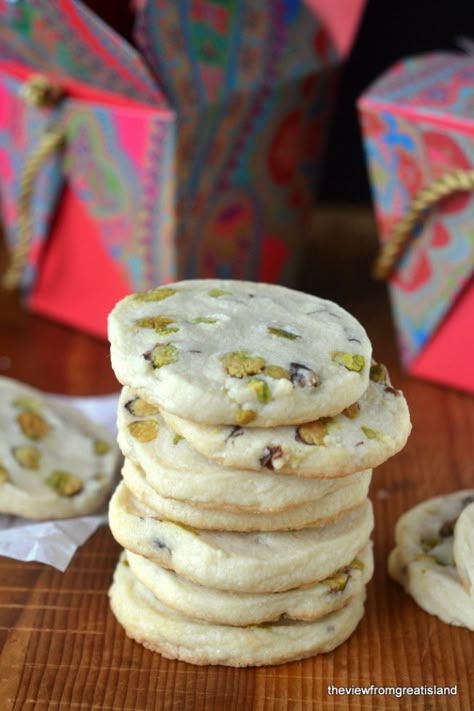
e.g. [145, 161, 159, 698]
[0, 208, 472, 710]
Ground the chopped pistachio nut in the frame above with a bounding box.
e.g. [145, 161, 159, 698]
[263, 364, 291, 380]
[414, 554, 438, 564]
[331, 352, 365, 372]
[94, 440, 111, 455]
[342, 402, 360, 419]
[134, 287, 177, 302]
[267, 326, 300, 340]
[134, 315, 178, 335]
[296, 418, 332, 445]
[361, 425, 378, 440]
[221, 351, 265, 378]
[191, 317, 218, 324]
[322, 572, 350, 592]
[172, 434, 184, 445]
[16, 411, 49, 440]
[420, 536, 441, 552]
[166, 519, 199, 535]
[0, 463, 9, 483]
[350, 558, 365, 571]
[12, 396, 39, 411]
[128, 420, 159, 443]
[246, 378, 271, 404]
[13, 445, 41, 469]
[125, 397, 159, 418]
[236, 407, 257, 425]
[145, 343, 178, 369]
[208, 288, 230, 298]
[369, 362, 388, 383]
[46, 470, 83, 497]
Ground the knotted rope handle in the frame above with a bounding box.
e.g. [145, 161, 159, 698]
[372, 168, 474, 280]
[2, 75, 66, 290]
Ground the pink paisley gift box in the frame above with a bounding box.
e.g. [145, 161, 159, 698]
[0, 0, 364, 339]
[358, 52, 474, 394]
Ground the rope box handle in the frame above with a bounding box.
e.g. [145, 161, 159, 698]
[2, 75, 66, 290]
[372, 168, 474, 281]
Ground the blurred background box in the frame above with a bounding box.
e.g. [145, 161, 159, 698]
[358, 52, 474, 394]
[0, 0, 364, 338]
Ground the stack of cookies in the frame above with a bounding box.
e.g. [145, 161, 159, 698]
[107, 279, 411, 667]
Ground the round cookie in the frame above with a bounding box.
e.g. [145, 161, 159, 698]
[454, 501, 474, 597]
[117, 386, 367, 513]
[160, 364, 411, 478]
[388, 490, 474, 630]
[0, 376, 120, 519]
[126, 542, 373, 626]
[109, 555, 367, 667]
[108, 279, 372, 426]
[121, 456, 372, 531]
[108, 483, 374, 593]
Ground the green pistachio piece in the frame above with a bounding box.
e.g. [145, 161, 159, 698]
[146, 343, 179, 369]
[369, 362, 388, 383]
[236, 407, 257, 425]
[128, 420, 159, 443]
[342, 402, 360, 419]
[208, 288, 230, 298]
[267, 327, 300, 340]
[420, 536, 441, 552]
[246, 378, 271, 404]
[221, 351, 266, 377]
[414, 554, 438, 564]
[125, 397, 160, 418]
[134, 287, 177, 302]
[165, 519, 199, 535]
[191, 317, 218, 324]
[322, 572, 350, 592]
[134, 315, 179, 335]
[46, 470, 83, 497]
[16, 411, 49, 440]
[94, 440, 111, 456]
[350, 558, 364, 571]
[331, 352, 365, 372]
[296, 418, 332, 445]
[13, 445, 41, 469]
[0, 463, 10, 483]
[172, 434, 184, 445]
[263, 365, 291, 380]
[361, 425, 378, 440]
[12, 396, 39, 411]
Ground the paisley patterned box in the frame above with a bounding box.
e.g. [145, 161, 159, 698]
[358, 53, 474, 394]
[0, 0, 364, 338]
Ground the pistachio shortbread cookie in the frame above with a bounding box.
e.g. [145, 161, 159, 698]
[126, 542, 373, 626]
[388, 491, 474, 630]
[454, 501, 474, 597]
[0, 377, 120, 519]
[161, 364, 411, 477]
[121, 457, 372, 531]
[108, 483, 374, 593]
[109, 554, 367, 667]
[108, 279, 372, 426]
[118, 386, 369, 513]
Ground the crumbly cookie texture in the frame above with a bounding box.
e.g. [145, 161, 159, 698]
[109, 554, 367, 667]
[160, 363, 411, 478]
[0, 376, 120, 519]
[454, 502, 474, 597]
[108, 279, 372, 426]
[117, 386, 371, 513]
[108, 483, 374, 593]
[388, 490, 474, 630]
[120, 456, 372, 532]
[126, 542, 373, 626]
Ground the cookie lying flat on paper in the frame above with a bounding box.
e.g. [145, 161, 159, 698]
[108, 483, 374, 593]
[108, 279, 372, 426]
[161, 363, 411, 478]
[109, 554, 367, 667]
[0, 377, 120, 519]
[126, 542, 373, 626]
[120, 456, 372, 532]
[388, 490, 474, 630]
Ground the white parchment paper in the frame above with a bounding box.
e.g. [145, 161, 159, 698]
[0, 391, 120, 571]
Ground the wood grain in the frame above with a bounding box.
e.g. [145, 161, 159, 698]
[0, 208, 473, 710]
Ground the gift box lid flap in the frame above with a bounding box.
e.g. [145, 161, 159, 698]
[358, 52, 474, 130]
